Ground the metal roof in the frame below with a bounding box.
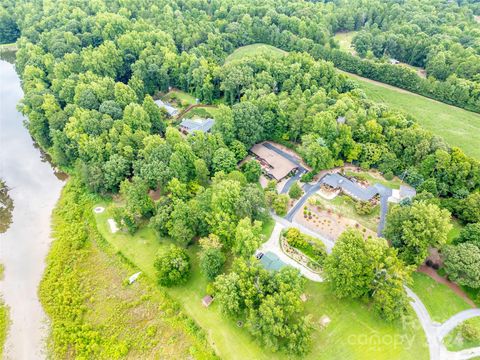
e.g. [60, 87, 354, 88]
[250, 143, 298, 181]
[154, 99, 179, 116]
[179, 118, 215, 133]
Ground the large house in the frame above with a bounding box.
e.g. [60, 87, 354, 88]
[179, 118, 215, 134]
[154, 99, 179, 117]
[250, 143, 298, 181]
[322, 173, 380, 202]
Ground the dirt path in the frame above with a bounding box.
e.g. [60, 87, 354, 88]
[419, 265, 476, 308]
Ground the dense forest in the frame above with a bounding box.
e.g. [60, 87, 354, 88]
[2, 0, 480, 357]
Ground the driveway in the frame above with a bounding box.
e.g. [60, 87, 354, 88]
[258, 221, 323, 282]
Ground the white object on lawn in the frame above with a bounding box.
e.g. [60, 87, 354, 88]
[93, 206, 105, 213]
[128, 272, 142, 284]
[107, 218, 118, 233]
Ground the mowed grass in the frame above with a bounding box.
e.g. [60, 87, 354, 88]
[0, 300, 8, 359]
[95, 203, 428, 360]
[162, 89, 197, 109]
[444, 317, 480, 351]
[334, 31, 357, 53]
[304, 281, 428, 360]
[410, 272, 472, 323]
[181, 106, 221, 120]
[344, 169, 403, 190]
[341, 71, 480, 160]
[225, 43, 287, 63]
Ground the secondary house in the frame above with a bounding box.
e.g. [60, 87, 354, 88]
[179, 118, 215, 134]
[154, 99, 179, 117]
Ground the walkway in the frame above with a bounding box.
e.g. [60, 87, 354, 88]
[268, 212, 480, 360]
[258, 221, 323, 282]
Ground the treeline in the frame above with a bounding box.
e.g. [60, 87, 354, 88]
[319, 48, 480, 113]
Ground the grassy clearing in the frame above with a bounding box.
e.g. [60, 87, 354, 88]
[225, 43, 287, 63]
[181, 106, 222, 120]
[341, 71, 480, 160]
[162, 89, 197, 109]
[447, 218, 463, 243]
[304, 281, 427, 360]
[334, 31, 357, 53]
[40, 182, 215, 359]
[344, 169, 403, 190]
[95, 202, 427, 360]
[313, 194, 380, 232]
[444, 317, 480, 351]
[0, 300, 8, 359]
[410, 272, 472, 323]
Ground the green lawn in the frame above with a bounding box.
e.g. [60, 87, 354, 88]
[0, 300, 8, 359]
[94, 202, 427, 360]
[304, 282, 427, 360]
[344, 169, 403, 190]
[447, 218, 463, 244]
[341, 71, 480, 160]
[333, 31, 357, 53]
[444, 317, 480, 351]
[162, 89, 197, 109]
[181, 106, 222, 120]
[410, 272, 472, 323]
[225, 43, 287, 64]
[312, 194, 380, 232]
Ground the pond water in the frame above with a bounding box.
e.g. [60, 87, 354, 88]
[0, 54, 65, 358]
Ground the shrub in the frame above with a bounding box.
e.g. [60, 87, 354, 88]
[300, 172, 314, 183]
[284, 228, 327, 266]
[273, 194, 289, 216]
[154, 245, 190, 286]
[384, 171, 394, 180]
[461, 321, 480, 342]
[354, 200, 374, 215]
[288, 181, 303, 199]
[200, 248, 225, 281]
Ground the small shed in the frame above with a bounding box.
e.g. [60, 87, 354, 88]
[202, 295, 214, 307]
[154, 99, 179, 117]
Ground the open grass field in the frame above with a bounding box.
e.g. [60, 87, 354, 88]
[334, 31, 357, 54]
[225, 43, 287, 64]
[40, 184, 215, 359]
[410, 272, 472, 323]
[0, 300, 8, 359]
[181, 106, 222, 120]
[162, 89, 197, 109]
[341, 71, 480, 160]
[94, 202, 427, 360]
[444, 317, 480, 351]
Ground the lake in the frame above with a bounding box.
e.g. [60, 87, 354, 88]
[0, 54, 65, 358]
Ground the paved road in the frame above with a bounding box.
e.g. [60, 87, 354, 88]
[405, 286, 442, 359]
[272, 213, 334, 252]
[373, 184, 392, 237]
[266, 215, 480, 360]
[437, 309, 480, 340]
[280, 168, 305, 194]
[263, 142, 306, 170]
[285, 181, 322, 222]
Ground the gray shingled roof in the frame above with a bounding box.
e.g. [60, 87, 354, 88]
[179, 118, 215, 134]
[154, 99, 179, 116]
[322, 173, 379, 201]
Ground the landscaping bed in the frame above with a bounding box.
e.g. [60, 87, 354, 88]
[282, 228, 326, 272]
[444, 317, 480, 351]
